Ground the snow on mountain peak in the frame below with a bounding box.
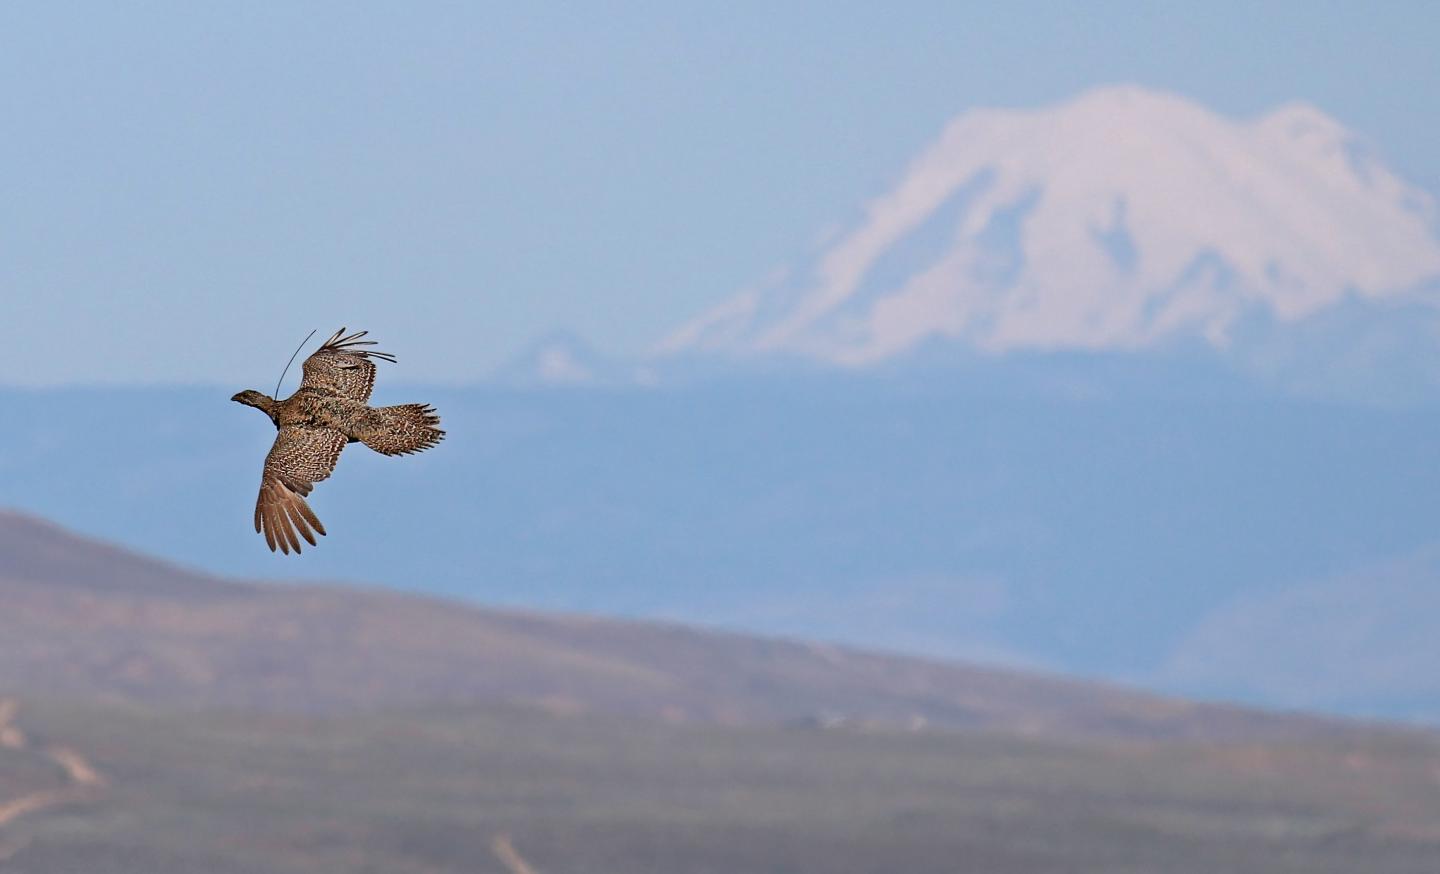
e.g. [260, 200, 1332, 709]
[660, 85, 1440, 365]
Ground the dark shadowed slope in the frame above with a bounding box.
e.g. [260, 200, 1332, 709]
[0, 509, 1370, 741]
[0, 511, 243, 599]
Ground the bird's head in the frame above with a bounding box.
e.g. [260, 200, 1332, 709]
[231, 389, 277, 417]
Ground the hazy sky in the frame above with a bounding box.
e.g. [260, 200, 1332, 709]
[2, 2, 1438, 385]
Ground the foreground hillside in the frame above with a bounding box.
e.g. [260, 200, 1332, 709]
[2, 511, 1439, 872]
[0, 697, 1438, 874]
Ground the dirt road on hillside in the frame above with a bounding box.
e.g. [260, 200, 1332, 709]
[0, 698, 106, 832]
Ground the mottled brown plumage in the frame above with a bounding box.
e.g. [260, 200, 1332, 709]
[232, 328, 445, 554]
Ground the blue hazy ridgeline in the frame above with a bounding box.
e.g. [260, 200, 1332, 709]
[3, 357, 1437, 721]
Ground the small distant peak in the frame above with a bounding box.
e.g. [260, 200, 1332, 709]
[500, 331, 600, 386]
[531, 332, 593, 366]
[493, 330, 650, 388]
[534, 348, 593, 385]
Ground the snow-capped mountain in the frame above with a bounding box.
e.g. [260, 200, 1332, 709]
[660, 86, 1440, 367]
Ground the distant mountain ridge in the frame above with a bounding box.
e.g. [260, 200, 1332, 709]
[0, 508, 1365, 741]
[660, 85, 1440, 368]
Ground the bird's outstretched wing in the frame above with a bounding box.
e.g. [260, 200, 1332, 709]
[299, 327, 396, 403]
[254, 426, 348, 554]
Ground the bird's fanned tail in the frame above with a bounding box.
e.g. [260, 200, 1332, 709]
[353, 404, 445, 456]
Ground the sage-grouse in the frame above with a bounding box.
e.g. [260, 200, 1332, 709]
[232, 328, 444, 554]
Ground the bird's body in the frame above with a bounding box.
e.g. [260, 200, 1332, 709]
[232, 328, 444, 554]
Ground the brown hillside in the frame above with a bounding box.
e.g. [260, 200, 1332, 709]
[0, 509, 1365, 740]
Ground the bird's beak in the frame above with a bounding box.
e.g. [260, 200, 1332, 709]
[230, 393, 244, 403]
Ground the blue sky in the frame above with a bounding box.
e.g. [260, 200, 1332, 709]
[2, 1, 1438, 385]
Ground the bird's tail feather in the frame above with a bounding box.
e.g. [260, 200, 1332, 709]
[354, 404, 445, 456]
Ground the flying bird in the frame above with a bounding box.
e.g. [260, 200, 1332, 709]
[232, 328, 444, 554]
